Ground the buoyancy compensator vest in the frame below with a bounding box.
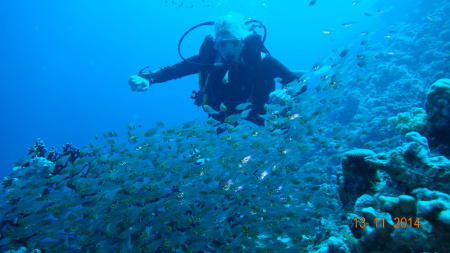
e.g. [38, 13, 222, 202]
[176, 20, 270, 106]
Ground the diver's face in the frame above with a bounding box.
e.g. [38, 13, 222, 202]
[214, 35, 244, 63]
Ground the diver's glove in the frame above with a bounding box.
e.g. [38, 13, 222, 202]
[269, 89, 292, 105]
[128, 75, 151, 92]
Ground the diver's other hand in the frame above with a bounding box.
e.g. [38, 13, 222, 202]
[269, 89, 291, 105]
[128, 75, 150, 92]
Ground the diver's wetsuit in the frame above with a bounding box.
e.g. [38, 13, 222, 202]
[147, 36, 300, 126]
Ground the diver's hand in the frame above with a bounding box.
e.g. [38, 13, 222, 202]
[269, 89, 291, 105]
[128, 75, 150, 92]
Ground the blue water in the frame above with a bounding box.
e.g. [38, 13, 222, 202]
[0, 0, 416, 179]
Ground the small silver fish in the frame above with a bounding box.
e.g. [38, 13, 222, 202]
[205, 118, 221, 125]
[235, 102, 252, 111]
[339, 39, 356, 58]
[224, 114, 242, 124]
[181, 120, 196, 129]
[240, 109, 252, 119]
[264, 103, 287, 114]
[322, 30, 335, 35]
[339, 48, 350, 58]
[355, 75, 367, 82]
[320, 75, 330, 81]
[203, 105, 220, 114]
[342, 22, 359, 27]
[433, 51, 450, 57]
[312, 55, 328, 71]
[357, 59, 369, 67]
[220, 103, 227, 112]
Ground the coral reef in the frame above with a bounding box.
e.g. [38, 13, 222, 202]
[338, 149, 379, 209]
[424, 78, 450, 157]
[425, 79, 450, 122]
[414, 188, 450, 228]
[365, 141, 450, 193]
[379, 195, 417, 218]
[338, 139, 450, 252]
[387, 108, 427, 135]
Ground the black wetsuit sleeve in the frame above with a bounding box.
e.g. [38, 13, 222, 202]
[149, 55, 203, 84]
[261, 55, 300, 87]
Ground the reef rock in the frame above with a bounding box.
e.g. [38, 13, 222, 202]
[387, 107, 427, 135]
[338, 149, 380, 209]
[413, 188, 450, 228]
[365, 142, 450, 193]
[424, 78, 450, 156]
[378, 194, 417, 219]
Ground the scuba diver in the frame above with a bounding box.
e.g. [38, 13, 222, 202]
[128, 14, 307, 126]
